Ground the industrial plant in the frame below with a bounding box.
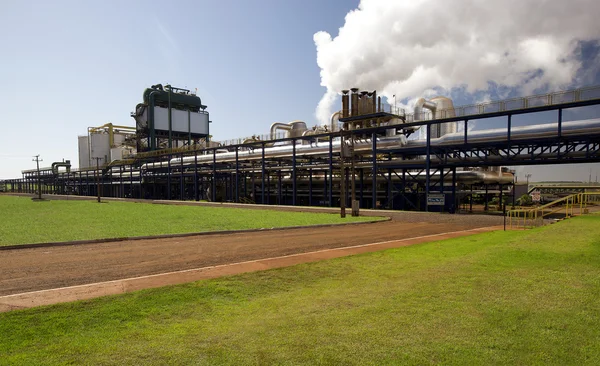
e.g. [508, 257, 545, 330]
[3, 84, 600, 213]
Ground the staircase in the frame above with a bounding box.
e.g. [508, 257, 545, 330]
[239, 197, 255, 204]
[508, 192, 600, 229]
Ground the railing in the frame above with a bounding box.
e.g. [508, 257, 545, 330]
[404, 85, 600, 123]
[508, 192, 600, 228]
[218, 85, 600, 148]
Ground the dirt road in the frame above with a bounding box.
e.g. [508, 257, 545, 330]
[0, 211, 502, 297]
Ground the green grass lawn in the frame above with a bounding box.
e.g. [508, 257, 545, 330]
[0, 196, 378, 246]
[1, 216, 599, 364]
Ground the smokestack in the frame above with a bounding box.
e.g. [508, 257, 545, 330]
[341, 90, 350, 118]
[372, 91, 377, 113]
[350, 88, 359, 116]
[360, 91, 369, 115]
[377, 96, 382, 113]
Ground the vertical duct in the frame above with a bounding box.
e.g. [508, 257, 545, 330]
[342, 90, 350, 118]
[372, 91, 377, 113]
[350, 88, 359, 116]
[377, 96, 382, 113]
[360, 91, 369, 115]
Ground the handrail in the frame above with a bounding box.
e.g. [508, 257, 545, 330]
[218, 85, 600, 147]
[508, 192, 600, 228]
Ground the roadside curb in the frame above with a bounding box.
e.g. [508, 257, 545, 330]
[0, 217, 390, 251]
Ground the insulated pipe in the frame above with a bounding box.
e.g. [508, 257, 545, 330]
[414, 97, 437, 121]
[162, 135, 408, 169]
[145, 117, 600, 171]
[406, 118, 600, 147]
[51, 161, 71, 175]
[330, 111, 341, 132]
[270, 123, 293, 140]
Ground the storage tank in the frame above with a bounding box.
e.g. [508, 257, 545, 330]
[288, 121, 308, 137]
[90, 132, 110, 165]
[430, 96, 457, 138]
[78, 136, 90, 169]
[414, 96, 457, 139]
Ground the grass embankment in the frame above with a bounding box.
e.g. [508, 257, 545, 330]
[0, 196, 378, 246]
[2, 216, 600, 364]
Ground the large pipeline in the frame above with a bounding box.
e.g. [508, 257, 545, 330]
[161, 118, 600, 168]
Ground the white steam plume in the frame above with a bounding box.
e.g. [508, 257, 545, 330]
[314, 0, 600, 124]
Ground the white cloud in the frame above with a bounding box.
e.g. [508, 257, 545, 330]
[314, 0, 600, 124]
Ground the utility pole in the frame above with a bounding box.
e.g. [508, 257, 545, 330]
[340, 137, 346, 218]
[32, 155, 42, 200]
[92, 157, 103, 203]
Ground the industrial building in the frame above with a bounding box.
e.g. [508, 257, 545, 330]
[3, 84, 600, 213]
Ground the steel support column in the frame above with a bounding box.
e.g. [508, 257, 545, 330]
[212, 149, 217, 202]
[194, 153, 199, 201]
[329, 138, 333, 207]
[372, 132, 377, 209]
[426, 123, 431, 212]
[309, 167, 313, 206]
[235, 148, 239, 203]
[292, 139, 297, 206]
[261, 143, 266, 204]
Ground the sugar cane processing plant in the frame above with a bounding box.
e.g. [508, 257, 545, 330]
[2, 83, 600, 214]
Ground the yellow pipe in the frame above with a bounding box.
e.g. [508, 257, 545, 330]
[87, 123, 136, 149]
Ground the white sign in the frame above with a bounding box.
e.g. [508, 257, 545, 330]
[530, 190, 541, 202]
[427, 193, 445, 206]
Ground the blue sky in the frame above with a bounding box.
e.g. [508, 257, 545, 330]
[1, 0, 599, 181]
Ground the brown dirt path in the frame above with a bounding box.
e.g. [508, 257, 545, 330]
[0, 211, 503, 297]
[0, 225, 502, 312]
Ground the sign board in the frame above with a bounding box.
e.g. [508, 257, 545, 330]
[427, 193, 445, 206]
[530, 190, 541, 202]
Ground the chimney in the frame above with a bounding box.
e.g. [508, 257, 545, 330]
[341, 90, 350, 118]
[372, 91, 377, 113]
[360, 91, 369, 115]
[350, 88, 359, 116]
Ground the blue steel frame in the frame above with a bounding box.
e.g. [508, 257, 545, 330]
[7, 94, 600, 213]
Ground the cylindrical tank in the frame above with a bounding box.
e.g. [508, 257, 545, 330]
[288, 121, 308, 137]
[90, 132, 110, 165]
[78, 136, 90, 169]
[430, 96, 457, 138]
